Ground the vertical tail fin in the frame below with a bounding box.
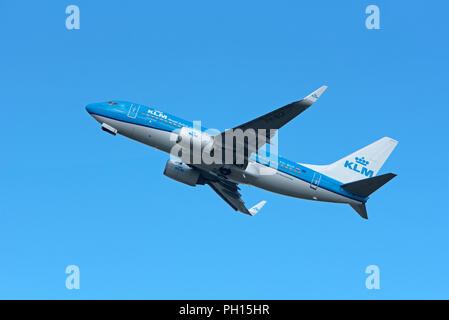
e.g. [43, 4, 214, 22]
[302, 137, 398, 183]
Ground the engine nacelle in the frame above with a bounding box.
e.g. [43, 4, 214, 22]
[176, 127, 214, 149]
[163, 160, 200, 187]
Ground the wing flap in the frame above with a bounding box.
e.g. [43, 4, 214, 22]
[207, 180, 250, 214]
[206, 179, 266, 216]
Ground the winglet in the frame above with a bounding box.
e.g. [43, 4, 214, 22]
[304, 85, 328, 104]
[248, 200, 267, 216]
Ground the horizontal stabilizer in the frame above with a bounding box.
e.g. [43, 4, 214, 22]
[342, 173, 397, 198]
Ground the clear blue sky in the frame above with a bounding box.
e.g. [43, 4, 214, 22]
[1, 1, 448, 299]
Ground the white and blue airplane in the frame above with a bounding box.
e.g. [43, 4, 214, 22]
[86, 86, 397, 219]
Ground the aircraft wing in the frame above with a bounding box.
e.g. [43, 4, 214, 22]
[212, 86, 327, 168]
[206, 177, 266, 216]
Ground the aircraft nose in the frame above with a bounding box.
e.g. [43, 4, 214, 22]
[85, 103, 101, 115]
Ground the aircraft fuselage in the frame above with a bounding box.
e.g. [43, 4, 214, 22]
[86, 101, 366, 207]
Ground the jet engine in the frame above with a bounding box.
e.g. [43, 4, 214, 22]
[176, 127, 214, 149]
[163, 160, 200, 187]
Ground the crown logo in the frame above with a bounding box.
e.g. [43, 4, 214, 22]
[355, 156, 369, 166]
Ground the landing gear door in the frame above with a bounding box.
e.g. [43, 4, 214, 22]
[310, 172, 321, 190]
[127, 104, 140, 119]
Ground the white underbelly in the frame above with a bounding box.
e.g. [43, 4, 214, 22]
[93, 115, 176, 153]
[242, 162, 356, 204]
[91, 116, 359, 205]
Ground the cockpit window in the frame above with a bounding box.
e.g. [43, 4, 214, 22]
[107, 101, 118, 105]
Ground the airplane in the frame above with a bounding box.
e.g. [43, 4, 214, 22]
[85, 86, 397, 219]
